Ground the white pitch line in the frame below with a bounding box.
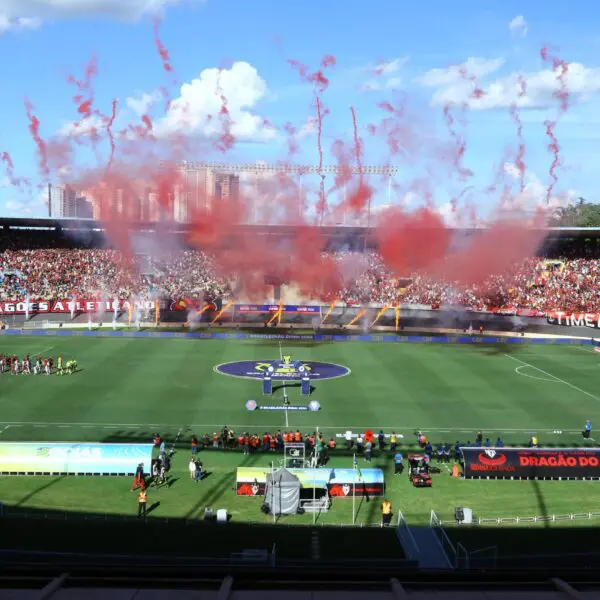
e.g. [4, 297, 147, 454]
[514, 365, 558, 383]
[35, 345, 56, 356]
[0, 425, 10, 436]
[278, 340, 289, 429]
[505, 353, 600, 403]
[571, 346, 597, 354]
[0, 420, 587, 434]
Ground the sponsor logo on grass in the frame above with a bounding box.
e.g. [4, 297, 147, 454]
[215, 360, 350, 381]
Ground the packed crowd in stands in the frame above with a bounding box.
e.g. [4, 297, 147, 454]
[1, 245, 600, 313]
[0, 249, 232, 303]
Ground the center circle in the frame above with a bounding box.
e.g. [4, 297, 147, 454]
[215, 360, 351, 381]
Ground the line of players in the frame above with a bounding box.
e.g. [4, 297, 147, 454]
[0, 354, 77, 376]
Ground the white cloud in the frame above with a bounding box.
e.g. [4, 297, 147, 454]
[503, 162, 578, 209]
[0, 0, 201, 32]
[126, 91, 161, 116]
[5, 190, 47, 216]
[362, 57, 407, 91]
[297, 117, 316, 139]
[0, 13, 41, 34]
[418, 57, 600, 110]
[59, 115, 106, 138]
[153, 61, 276, 143]
[374, 57, 405, 76]
[417, 57, 505, 88]
[509, 15, 528, 37]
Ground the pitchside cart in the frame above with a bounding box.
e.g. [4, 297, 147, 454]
[408, 453, 432, 488]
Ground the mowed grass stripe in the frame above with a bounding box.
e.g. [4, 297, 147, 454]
[404, 345, 529, 432]
[304, 342, 383, 431]
[504, 348, 600, 429]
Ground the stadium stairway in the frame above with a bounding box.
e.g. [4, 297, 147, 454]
[397, 526, 453, 570]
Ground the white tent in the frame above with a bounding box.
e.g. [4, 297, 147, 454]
[264, 468, 301, 516]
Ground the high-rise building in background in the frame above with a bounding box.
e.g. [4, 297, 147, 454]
[171, 163, 241, 222]
[74, 196, 93, 219]
[82, 183, 143, 222]
[175, 162, 215, 221]
[48, 184, 94, 219]
[214, 172, 240, 205]
[140, 187, 160, 222]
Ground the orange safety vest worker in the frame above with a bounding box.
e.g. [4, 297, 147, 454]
[139, 490, 147, 503]
[381, 500, 392, 515]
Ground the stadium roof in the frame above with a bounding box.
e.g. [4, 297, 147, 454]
[2, 217, 600, 238]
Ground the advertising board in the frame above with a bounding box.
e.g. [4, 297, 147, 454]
[462, 447, 600, 480]
[0, 442, 154, 475]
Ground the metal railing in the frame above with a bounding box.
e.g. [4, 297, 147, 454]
[395, 510, 419, 560]
[435, 510, 600, 526]
[430, 510, 457, 568]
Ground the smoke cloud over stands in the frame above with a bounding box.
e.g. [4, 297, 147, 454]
[0, 28, 575, 302]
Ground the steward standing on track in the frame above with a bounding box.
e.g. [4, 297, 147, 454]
[138, 488, 148, 518]
[381, 499, 392, 527]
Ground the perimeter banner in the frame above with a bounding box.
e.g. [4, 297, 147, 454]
[236, 466, 385, 496]
[235, 304, 321, 314]
[0, 299, 161, 315]
[546, 312, 600, 328]
[461, 447, 600, 480]
[0, 442, 154, 475]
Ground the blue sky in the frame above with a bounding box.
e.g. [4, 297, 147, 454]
[1, 0, 599, 219]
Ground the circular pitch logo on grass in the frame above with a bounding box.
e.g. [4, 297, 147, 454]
[215, 360, 350, 381]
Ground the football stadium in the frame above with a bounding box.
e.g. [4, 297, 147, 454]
[2, 219, 600, 590]
[4, 3, 600, 595]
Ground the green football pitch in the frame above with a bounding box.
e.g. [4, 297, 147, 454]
[1, 334, 600, 530]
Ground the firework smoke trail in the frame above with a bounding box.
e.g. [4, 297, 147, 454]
[509, 75, 527, 193]
[441, 63, 485, 183]
[67, 55, 98, 119]
[153, 18, 178, 112]
[315, 96, 326, 224]
[288, 55, 336, 225]
[540, 46, 570, 203]
[442, 106, 472, 181]
[24, 100, 49, 178]
[0, 151, 30, 189]
[349, 106, 373, 213]
[0, 152, 16, 185]
[153, 19, 173, 74]
[104, 99, 118, 173]
[215, 69, 235, 152]
[351, 106, 363, 175]
[283, 122, 299, 156]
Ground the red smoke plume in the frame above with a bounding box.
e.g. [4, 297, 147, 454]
[3, 37, 571, 304]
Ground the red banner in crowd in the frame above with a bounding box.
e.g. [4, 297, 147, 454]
[547, 312, 600, 328]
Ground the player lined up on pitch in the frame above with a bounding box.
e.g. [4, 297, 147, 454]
[0, 354, 78, 375]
